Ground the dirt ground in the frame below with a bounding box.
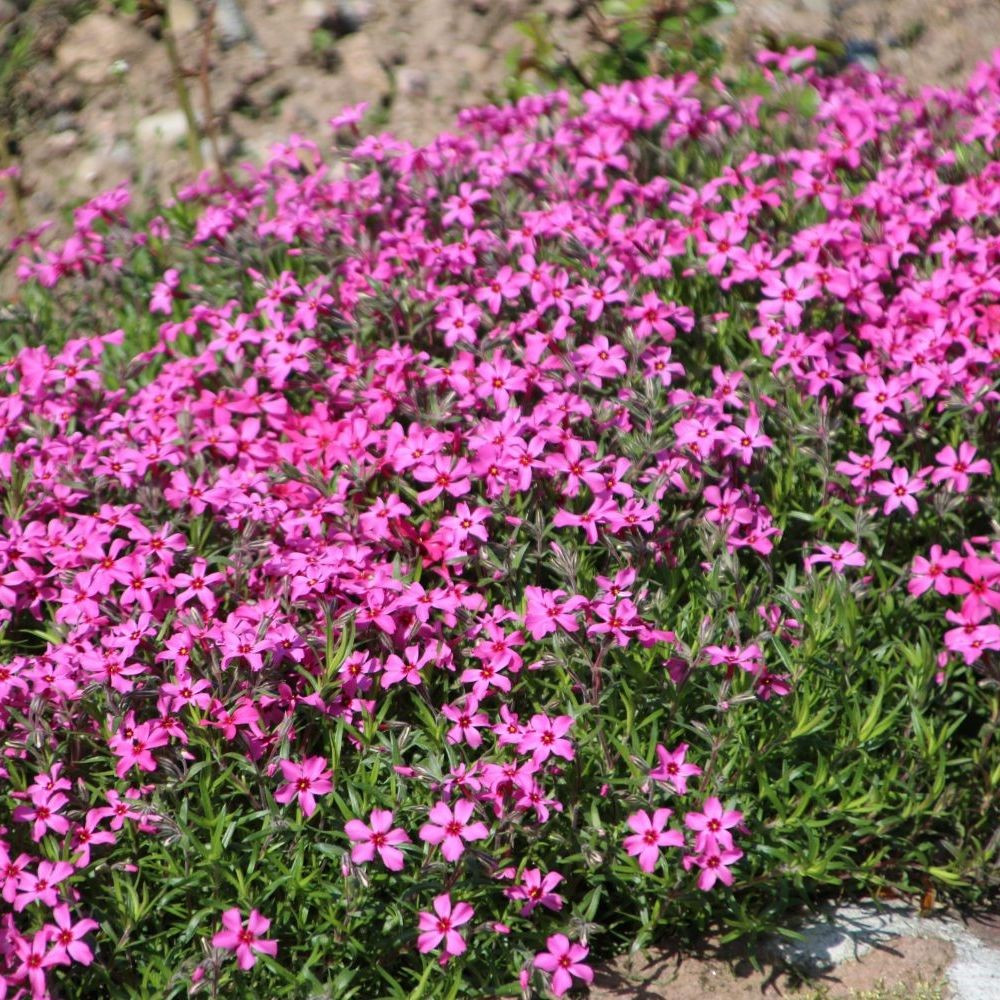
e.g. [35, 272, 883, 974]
[588, 933, 955, 999]
[2, 0, 1000, 255]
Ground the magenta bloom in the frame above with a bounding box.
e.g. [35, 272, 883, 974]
[684, 797, 743, 852]
[416, 893, 474, 958]
[686, 846, 745, 890]
[931, 442, 991, 493]
[212, 908, 278, 970]
[648, 743, 702, 794]
[623, 808, 685, 873]
[344, 809, 410, 871]
[274, 755, 333, 818]
[804, 540, 866, 574]
[872, 466, 925, 516]
[533, 933, 594, 997]
[44, 904, 100, 966]
[517, 713, 575, 764]
[503, 867, 565, 916]
[418, 798, 489, 862]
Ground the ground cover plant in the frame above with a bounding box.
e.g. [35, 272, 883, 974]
[0, 42, 999, 999]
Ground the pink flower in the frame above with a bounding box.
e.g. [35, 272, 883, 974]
[503, 867, 564, 916]
[419, 799, 489, 862]
[212, 908, 278, 970]
[573, 277, 627, 323]
[13, 929, 55, 997]
[44, 905, 99, 966]
[517, 714, 575, 764]
[685, 846, 744, 890]
[684, 797, 743, 853]
[533, 933, 594, 997]
[872, 466, 926, 516]
[930, 443, 991, 493]
[623, 808, 685, 872]
[648, 743, 702, 794]
[344, 809, 410, 871]
[13, 859, 74, 912]
[759, 263, 819, 327]
[909, 545, 962, 597]
[274, 756, 333, 818]
[172, 558, 224, 610]
[416, 893, 474, 959]
[804, 541, 866, 574]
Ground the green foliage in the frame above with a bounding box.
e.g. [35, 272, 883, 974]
[503, 0, 733, 101]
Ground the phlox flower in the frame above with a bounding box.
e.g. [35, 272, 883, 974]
[623, 808, 685, 872]
[574, 333, 627, 383]
[0, 846, 34, 904]
[684, 845, 744, 890]
[274, 756, 333, 818]
[328, 100, 369, 130]
[172, 558, 224, 610]
[649, 743, 702, 794]
[908, 545, 962, 597]
[523, 586, 586, 640]
[441, 697, 490, 748]
[13, 929, 55, 997]
[755, 670, 792, 700]
[533, 933, 594, 997]
[930, 443, 991, 493]
[517, 714, 575, 764]
[12, 789, 71, 842]
[834, 437, 892, 488]
[44, 905, 99, 966]
[872, 466, 926, 516]
[416, 893, 474, 960]
[212, 908, 278, 970]
[13, 859, 74, 912]
[684, 797, 743, 853]
[344, 809, 410, 871]
[475, 265, 529, 314]
[418, 799, 489, 862]
[503, 867, 564, 916]
[804, 541, 866, 574]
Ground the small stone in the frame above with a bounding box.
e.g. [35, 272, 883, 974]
[0, 0, 17, 26]
[109, 140, 135, 168]
[299, 0, 328, 27]
[215, 0, 255, 48]
[167, 0, 199, 35]
[323, 0, 373, 37]
[135, 109, 196, 150]
[47, 130, 79, 155]
[397, 67, 429, 98]
[844, 39, 880, 71]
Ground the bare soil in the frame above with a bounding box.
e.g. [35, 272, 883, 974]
[588, 934, 954, 999]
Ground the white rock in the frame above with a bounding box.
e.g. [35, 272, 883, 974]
[167, 0, 199, 34]
[135, 110, 196, 150]
[767, 900, 1000, 1000]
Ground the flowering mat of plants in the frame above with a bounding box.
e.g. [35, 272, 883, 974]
[1, 43, 1000, 1000]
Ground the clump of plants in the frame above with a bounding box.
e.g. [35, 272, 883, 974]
[0, 44, 999, 999]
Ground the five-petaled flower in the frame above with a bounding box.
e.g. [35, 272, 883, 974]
[416, 893, 474, 960]
[345, 809, 411, 871]
[418, 798, 490, 862]
[533, 933, 594, 997]
[212, 908, 278, 970]
[274, 755, 333, 818]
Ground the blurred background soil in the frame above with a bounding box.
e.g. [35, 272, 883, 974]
[1, 0, 999, 256]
